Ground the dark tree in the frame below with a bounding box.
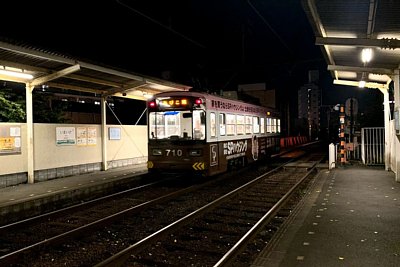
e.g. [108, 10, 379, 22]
[0, 83, 68, 123]
[32, 92, 69, 123]
[0, 85, 25, 122]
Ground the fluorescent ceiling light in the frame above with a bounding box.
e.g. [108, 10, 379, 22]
[368, 73, 390, 83]
[337, 71, 357, 79]
[361, 48, 373, 63]
[143, 92, 153, 99]
[0, 69, 34, 80]
[358, 81, 366, 88]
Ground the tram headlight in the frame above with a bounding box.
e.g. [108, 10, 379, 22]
[189, 149, 202, 156]
[152, 149, 162, 156]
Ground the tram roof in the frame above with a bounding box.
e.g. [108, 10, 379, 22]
[0, 39, 191, 100]
[302, 0, 400, 89]
[151, 91, 279, 115]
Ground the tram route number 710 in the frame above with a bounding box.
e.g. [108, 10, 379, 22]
[166, 149, 183, 156]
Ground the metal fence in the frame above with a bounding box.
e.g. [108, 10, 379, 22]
[361, 127, 385, 165]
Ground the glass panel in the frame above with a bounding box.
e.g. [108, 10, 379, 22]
[253, 117, 260, 134]
[210, 112, 216, 137]
[260, 118, 265, 134]
[149, 113, 165, 139]
[245, 116, 252, 134]
[277, 119, 281, 133]
[149, 110, 205, 140]
[237, 115, 244, 135]
[165, 112, 180, 136]
[219, 113, 226, 136]
[267, 118, 272, 133]
[193, 110, 205, 140]
[226, 114, 236, 135]
[272, 118, 276, 133]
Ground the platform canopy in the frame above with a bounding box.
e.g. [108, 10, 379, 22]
[302, 0, 400, 89]
[0, 39, 191, 100]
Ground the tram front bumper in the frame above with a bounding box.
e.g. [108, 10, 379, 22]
[147, 160, 206, 172]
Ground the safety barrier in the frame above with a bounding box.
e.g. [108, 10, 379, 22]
[280, 136, 308, 148]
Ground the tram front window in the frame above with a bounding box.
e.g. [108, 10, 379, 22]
[149, 110, 205, 140]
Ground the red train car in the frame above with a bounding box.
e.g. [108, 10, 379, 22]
[147, 91, 280, 176]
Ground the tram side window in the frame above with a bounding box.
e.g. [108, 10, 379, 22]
[267, 118, 272, 133]
[193, 110, 205, 140]
[236, 115, 245, 135]
[253, 117, 260, 134]
[245, 116, 252, 134]
[220, 113, 226, 136]
[210, 112, 216, 138]
[272, 118, 276, 133]
[260, 118, 265, 134]
[277, 119, 281, 133]
[226, 114, 236, 136]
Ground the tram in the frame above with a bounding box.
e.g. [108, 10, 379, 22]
[147, 91, 280, 176]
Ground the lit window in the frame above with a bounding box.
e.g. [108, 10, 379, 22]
[220, 113, 226, 136]
[253, 117, 260, 134]
[245, 116, 252, 134]
[210, 112, 216, 138]
[236, 115, 245, 135]
[260, 118, 265, 134]
[226, 114, 236, 135]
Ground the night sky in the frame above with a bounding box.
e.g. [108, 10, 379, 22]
[2, 1, 322, 87]
[1, 0, 383, 126]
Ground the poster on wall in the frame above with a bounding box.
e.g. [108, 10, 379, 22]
[0, 125, 21, 155]
[109, 127, 121, 140]
[76, 127, 87, 146]
[56, 127, 76, 145]
[87, 127, 97, 145]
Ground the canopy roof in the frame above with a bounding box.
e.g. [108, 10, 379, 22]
[0, 39, 191, 100]
[303, 0, 400, 89]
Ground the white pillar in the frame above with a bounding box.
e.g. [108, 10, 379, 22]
[101, 96, 108, 171]
[394, 70, 400, 182]
[329, 143, 336, 170]
[361, 128, 365, 165]
[25, 84, 35, 183]
[379, 88, 390, 171]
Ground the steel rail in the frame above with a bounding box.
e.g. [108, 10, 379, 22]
[94, 159, 294, 267]
[0, 177, 213, 265]
[0, 178, 160, 232]
[213, 157, 323, 266]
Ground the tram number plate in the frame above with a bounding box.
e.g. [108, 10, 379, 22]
[166, 149, 182, 156]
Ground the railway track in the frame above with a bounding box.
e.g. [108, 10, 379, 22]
[0, 161, 275, 266]
[97, 153, 325, 266]
[0, 148, 324, 266]
[0, 177, 203, 263]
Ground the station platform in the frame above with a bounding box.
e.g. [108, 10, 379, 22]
[252, 164, 400, 267]
[0, 163, 148, 225]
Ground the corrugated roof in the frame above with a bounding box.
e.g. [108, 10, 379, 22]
[0, 38, 191, 100]
[302, 0, 400, 89]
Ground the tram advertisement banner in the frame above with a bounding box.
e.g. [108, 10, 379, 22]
[0, 125, 21, 155]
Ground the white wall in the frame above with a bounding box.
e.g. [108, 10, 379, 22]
[106, 124, 147, 163]
[0, 123, 27, 175]
[0, 123, 148, 176]
[34, 123, 103, 169]
[389, 121, 400, 177]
